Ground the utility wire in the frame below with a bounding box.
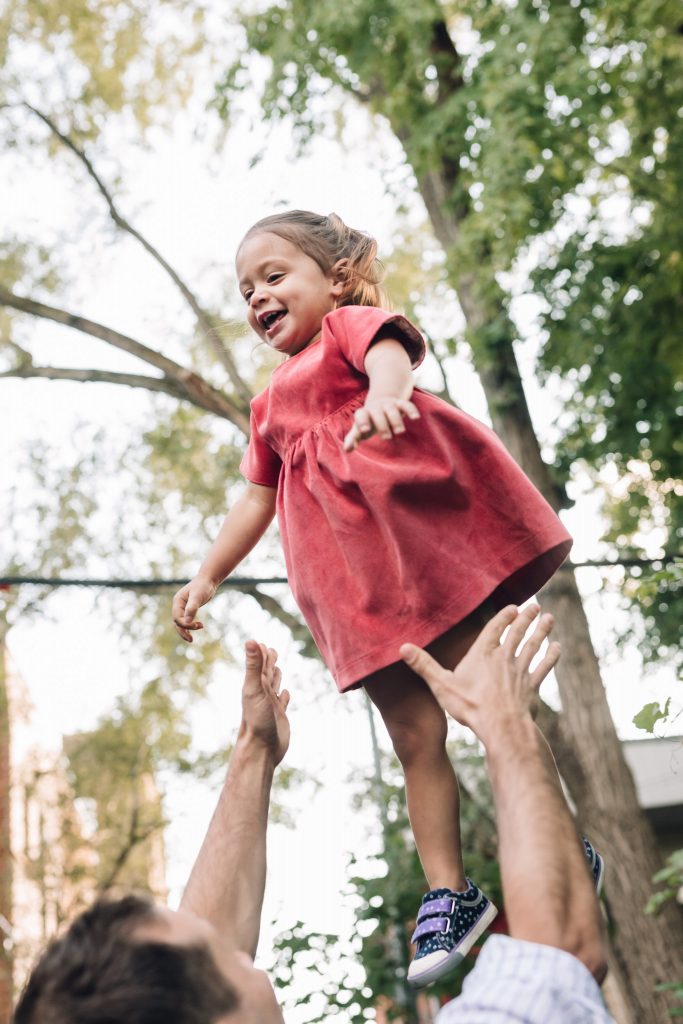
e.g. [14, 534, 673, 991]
[0, 557, 680, 591]
[0, 576, 287, 589]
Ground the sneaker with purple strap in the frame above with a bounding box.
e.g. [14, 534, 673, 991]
[408, 840, 603, 989]
[407, 880, 498, 988]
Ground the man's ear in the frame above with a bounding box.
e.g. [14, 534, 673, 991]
[330, 259, 349, 298]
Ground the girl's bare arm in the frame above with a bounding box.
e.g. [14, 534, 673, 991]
[172, 481, 277, 641]
[343, 338, 420, 451]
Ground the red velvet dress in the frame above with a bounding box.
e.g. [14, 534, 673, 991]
[240, 306, 571, 692]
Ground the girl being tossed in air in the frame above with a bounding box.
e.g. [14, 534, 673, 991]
[172, 210, 576, 986]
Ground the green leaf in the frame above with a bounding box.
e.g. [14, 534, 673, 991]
[633, 698, 672, 734]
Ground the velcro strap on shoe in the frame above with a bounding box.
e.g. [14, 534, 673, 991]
[416, 897, 455, 923]
[411, 916, 451, 943]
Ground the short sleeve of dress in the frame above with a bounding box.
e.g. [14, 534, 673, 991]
[239, 405, 282, 488]
[323, 305, 426, 374]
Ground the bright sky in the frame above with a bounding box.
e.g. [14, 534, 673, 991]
[1, 21, 678, 1020]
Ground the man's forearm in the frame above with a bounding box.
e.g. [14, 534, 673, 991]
[180, 731, 276, 957]
[485, 717, 602, 959]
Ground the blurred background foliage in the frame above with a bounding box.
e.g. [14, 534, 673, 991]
[1, 0, 682, 1018]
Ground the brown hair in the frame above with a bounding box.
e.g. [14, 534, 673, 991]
[240, 210, 389, 308]
[14, 896, 239, 1024]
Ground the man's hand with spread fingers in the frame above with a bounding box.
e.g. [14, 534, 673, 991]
[400, 604, 560, 747]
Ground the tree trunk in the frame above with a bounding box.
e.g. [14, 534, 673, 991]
[0, 634, 13, 1024]
[543, 574, 683, 1019]
[417, 167, 683, 1021]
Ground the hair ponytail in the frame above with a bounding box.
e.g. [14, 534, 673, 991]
[240, 210, 389, 309]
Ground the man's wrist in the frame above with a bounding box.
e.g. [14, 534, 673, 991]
[479, 711, 538, 759]
[235, 722, 280, 768]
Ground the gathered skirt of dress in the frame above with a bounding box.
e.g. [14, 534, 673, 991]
[277, 388, 572, 692]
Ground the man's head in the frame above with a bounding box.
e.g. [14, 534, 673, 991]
[14, 896, 284, 1024]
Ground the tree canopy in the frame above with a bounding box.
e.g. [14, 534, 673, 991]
[222, 0, 682, 670]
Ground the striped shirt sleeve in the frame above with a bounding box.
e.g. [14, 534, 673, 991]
[436, 936, 615, 1024]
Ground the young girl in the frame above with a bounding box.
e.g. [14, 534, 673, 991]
[172, 210, 573, 986]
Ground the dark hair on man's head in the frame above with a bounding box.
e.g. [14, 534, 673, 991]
[240, 209, 389, 308]
[14, 895, 239, 1024]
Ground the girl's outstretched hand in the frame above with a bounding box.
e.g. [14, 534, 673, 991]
[343, 395, 420, 452]
[172, 576, 218, 642]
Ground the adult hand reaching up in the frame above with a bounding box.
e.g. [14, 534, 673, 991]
[180, 640, 290, 957]
[240, 641, 291, 767]
[400, 604, 560, 748]
[402, 604, 609, 1007]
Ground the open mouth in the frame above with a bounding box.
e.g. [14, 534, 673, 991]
[259, 309, 287, 332]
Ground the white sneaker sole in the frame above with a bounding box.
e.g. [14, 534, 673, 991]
[407, 901, 498, 988]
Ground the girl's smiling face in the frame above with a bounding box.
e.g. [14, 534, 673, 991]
[236, 232, 343, 356]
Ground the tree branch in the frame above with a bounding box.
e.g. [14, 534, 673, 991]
[98, 812, 166, 894]
[0, 365, 192, 402]
[431, 348, 455, 403]
[238, 585, 321, 662]
[2, 339, 33, 367]
[22, 102, 253, 411]
[421, 327, 458, 405]
[0, 285, 251, 433]
[429, 18, 465, 100]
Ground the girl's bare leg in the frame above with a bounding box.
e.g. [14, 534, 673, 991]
[365, 602, 493, 892]
[366, 659, 466, 891]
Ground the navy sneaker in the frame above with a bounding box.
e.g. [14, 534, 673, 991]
[582, 836, 605, 895]
[407, 880, 498, 987]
